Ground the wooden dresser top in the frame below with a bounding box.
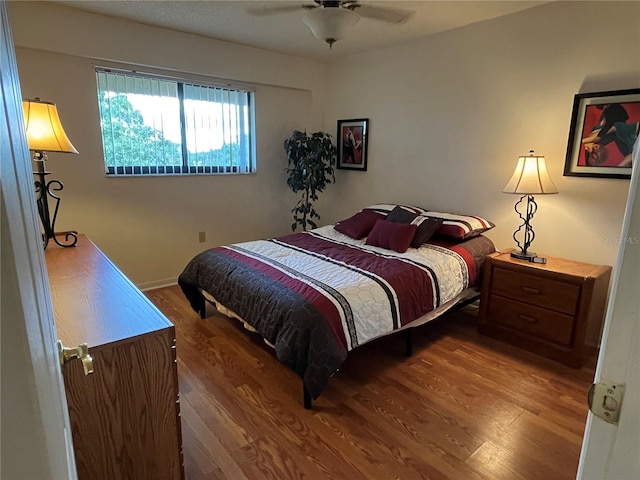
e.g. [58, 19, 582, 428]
[45, 234, 173, 350]
[490, 251, 611, 279]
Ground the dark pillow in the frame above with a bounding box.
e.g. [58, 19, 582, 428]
[386, 205, 418, 224]
[409, 216, 443, 247]
[426, 211, 495, 240]
[387, 206, 443, 248]
[365, 219, 417, 253]
[334, 210, 385, 239]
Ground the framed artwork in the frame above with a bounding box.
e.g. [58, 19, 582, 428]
[337, 118, 368, 171]
[564, 88, 640, 179]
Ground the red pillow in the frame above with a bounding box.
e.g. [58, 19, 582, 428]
[334, 210, 385, 239]
[387, 206, 443, 248]
[365, 219, 417, 253]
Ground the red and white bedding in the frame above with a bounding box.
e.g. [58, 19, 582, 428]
[178, 225, 494, 400]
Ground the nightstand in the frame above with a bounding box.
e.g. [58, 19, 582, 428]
[478, 251, 612, 367]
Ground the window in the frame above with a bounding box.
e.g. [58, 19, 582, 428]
[96, 67, 256, 175]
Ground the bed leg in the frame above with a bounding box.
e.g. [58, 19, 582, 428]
[199, 294, 206, 319]
[303, 384, 312, 410]
[405, 328, 413, 357]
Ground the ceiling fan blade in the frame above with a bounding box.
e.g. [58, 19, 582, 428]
[348, 3, 415, 24]
[246, 3, 315, 17]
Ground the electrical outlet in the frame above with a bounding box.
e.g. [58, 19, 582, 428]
[198, 231, 206, 243]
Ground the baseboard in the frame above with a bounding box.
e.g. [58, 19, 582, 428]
[138, 278, 178, 292]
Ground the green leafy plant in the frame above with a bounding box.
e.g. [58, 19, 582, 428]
[284, 130, 336, 231]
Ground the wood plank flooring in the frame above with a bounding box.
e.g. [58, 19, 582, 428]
[146, 285, 595, 480]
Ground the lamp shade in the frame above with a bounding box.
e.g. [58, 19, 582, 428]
[23, 98, 78, 154]
[303, 7, 359, 47]
[503, 150, 557, 195]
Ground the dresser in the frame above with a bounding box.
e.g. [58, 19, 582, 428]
[478, 251, 611, 367]
[45, 235, 184, 480]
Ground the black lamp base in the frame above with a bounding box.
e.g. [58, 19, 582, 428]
[33, 152, 77, 249]
[510, 250, 537, 261]
[510, 194, 538, 262]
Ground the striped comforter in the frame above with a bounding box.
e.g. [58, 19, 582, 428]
[178, 225, 486, 399]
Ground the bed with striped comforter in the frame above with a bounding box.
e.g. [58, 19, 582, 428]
[178, 225, 493, 401]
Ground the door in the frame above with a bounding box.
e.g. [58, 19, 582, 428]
[577, 140, 639, 478]
[0, 2, 77, 479]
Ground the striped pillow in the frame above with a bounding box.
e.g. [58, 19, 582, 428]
[426, 211, 495, 240]
[364, 203, 429, 217]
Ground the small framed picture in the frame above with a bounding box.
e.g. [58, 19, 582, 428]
[564, 89, 640, 179]
[337, 118, 368, 171]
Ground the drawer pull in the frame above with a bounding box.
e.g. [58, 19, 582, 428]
[518, 314, 538, 324]
[521, 286, 542, 295]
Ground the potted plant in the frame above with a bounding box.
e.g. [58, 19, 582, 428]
[284, 130, 336, 231]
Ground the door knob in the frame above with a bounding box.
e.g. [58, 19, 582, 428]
[57, 340, 94, 375]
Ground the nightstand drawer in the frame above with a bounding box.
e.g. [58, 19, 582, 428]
[488, 295, 575, 346]
[492, 268, 580, 315]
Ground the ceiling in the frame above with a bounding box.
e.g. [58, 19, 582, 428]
[55, 1, 550, 61]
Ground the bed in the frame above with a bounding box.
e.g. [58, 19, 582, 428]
[178, 204, 495, 408]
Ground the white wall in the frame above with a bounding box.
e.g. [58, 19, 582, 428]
[8, 1, 328, 288]
[324, 1, 640, 268]
[8, 1, 640, 287]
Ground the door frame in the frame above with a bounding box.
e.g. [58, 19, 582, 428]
[0, 2, 76, 478]
[577, 139, 639, 479]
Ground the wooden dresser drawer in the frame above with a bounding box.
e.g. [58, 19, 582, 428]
[492, 267, 580, 315]
[487, 295, 575, 346]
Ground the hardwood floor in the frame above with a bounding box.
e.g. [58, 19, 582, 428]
[146, 285, 596, 480]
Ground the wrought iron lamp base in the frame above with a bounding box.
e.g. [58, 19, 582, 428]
[511, 193, 537, 261]
[510, 250, 537, 261]
[33, 153, 77, 249]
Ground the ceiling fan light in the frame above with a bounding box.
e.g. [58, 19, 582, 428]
[303, 7, 359, 47]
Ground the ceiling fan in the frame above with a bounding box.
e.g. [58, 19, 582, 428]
[247, 1, 416, 49]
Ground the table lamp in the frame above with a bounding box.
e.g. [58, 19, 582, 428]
[23, 97, 78, 249]
[503, 150, 558, 261]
